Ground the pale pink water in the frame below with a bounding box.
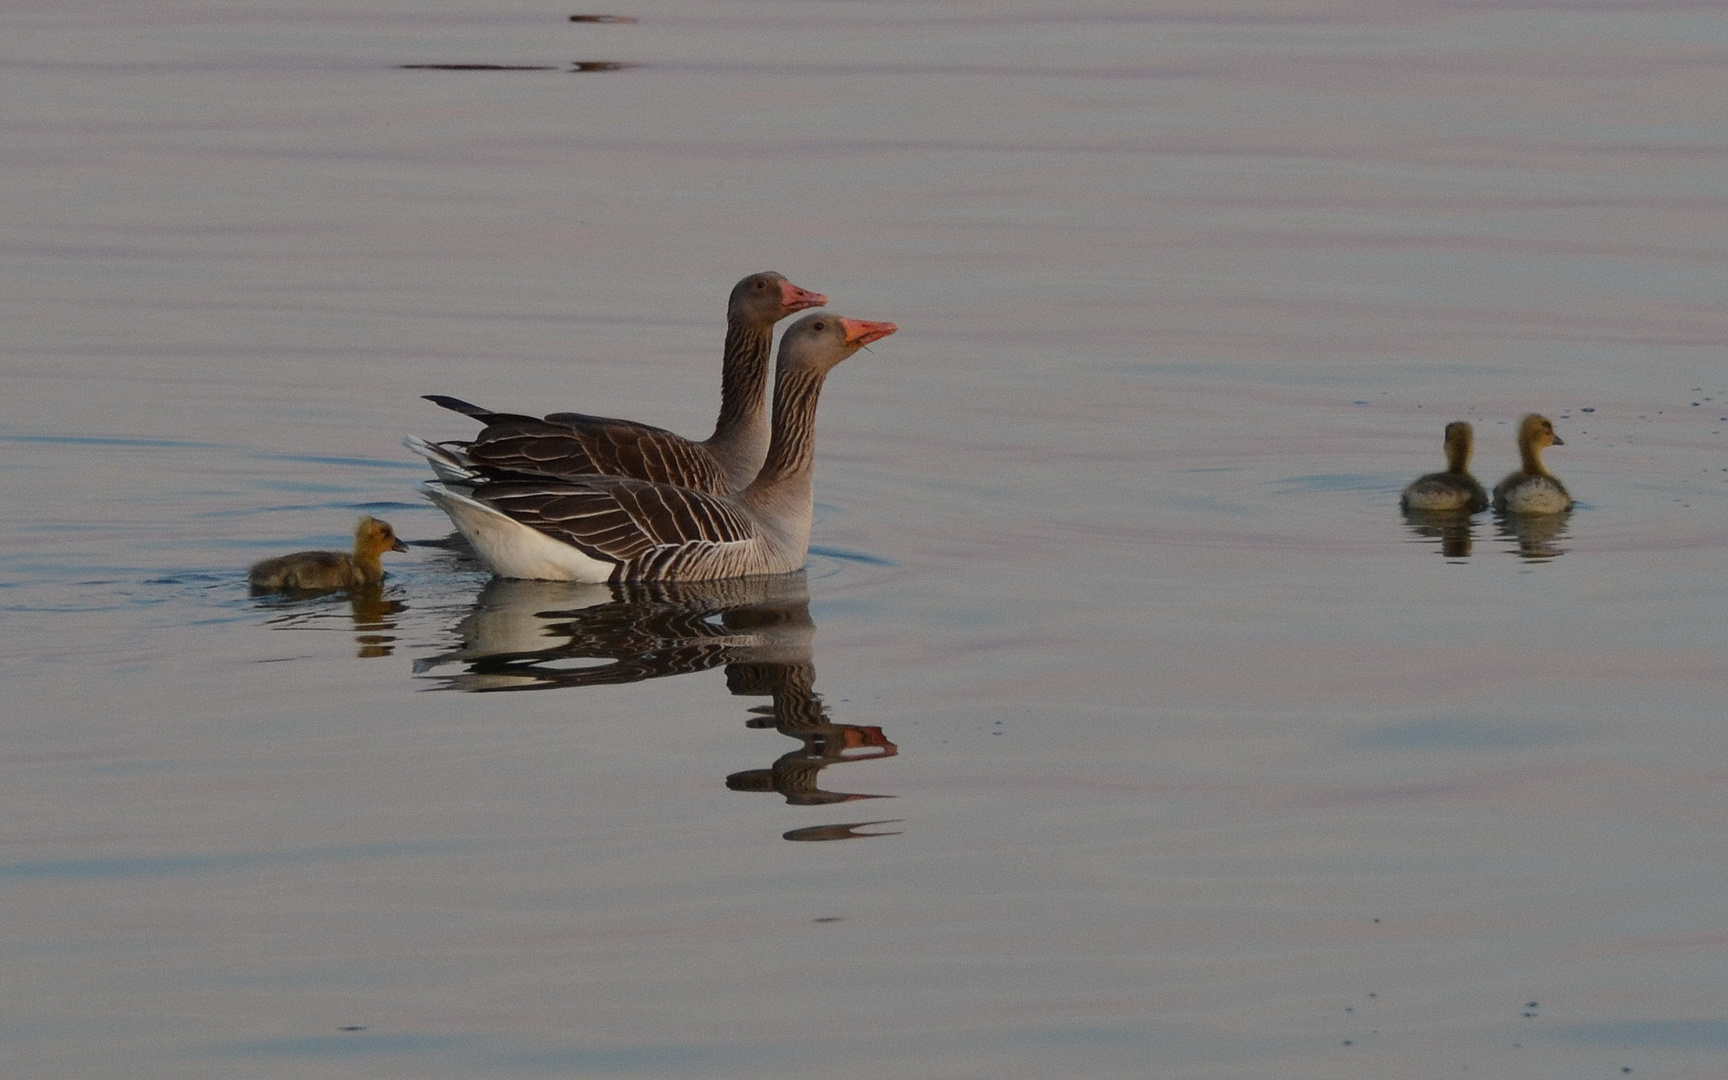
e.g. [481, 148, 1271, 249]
[3, 1, 1727, 1077]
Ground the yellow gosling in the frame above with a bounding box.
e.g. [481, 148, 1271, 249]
[248, 516, 410, 591]
[1492, 414, 1573, 514]
[1401, 420, 1488, 513]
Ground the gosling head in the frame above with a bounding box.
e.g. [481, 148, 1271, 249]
[730, 271, 829, 327]
[1443, 420, 1475, 469]
[355, 516, 410, 558]
[1518, 413, 1563, 451]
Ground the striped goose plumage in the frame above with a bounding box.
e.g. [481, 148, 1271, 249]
[423, 312, 897, 582]
[409, 271, 827, 494]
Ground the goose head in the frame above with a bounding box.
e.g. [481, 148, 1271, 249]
[731, 271, 829, 326]
[777, 312, 899, 375]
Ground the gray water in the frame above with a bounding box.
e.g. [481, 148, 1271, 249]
[4, 2, 1727, 1077]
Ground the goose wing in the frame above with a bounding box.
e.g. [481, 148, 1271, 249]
[477, 412, 730, 492]
[424, 396, 730, 492]
[475, 478, 760, 568]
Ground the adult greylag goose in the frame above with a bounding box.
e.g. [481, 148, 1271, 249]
[1492, 413, 1573, 514]
[1401, 421, 1488, 513]
[421, 312, 896, 582]
[408, 272, 827, 495]
[248, 516, 410, 591]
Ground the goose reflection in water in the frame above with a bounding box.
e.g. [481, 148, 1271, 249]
[414, 571, 899, 839]
[1402, 508, 1477, 559]
[1496, 509, 1571, 562]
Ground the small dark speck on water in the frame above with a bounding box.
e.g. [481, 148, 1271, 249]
[1622, 1068, 1632, 1074]
[813, 916, 843, 923]
[570, 14, 638, 22]
[1341, 1039, 1352, 1046]
[1354, 400, 1368, 405]
[1582, 406, 1595, 412]
[571, 61, 638, 72]
[339, 1025, 366, 1032]
[1367, 992, 1376, 998]
[1526, 1002, 1537, 1008]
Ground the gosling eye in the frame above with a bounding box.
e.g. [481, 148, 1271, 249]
[810, 320, 826, 332]
[753, 279, 767, 290]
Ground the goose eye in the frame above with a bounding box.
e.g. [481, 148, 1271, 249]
[810, 320, 825, 331]
[753, 279, 767, 289]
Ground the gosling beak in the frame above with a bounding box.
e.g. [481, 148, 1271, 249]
[839, 318, 898, 347]
[781, 281, 828, 312]
[1550, 434, 1565, 446]
[391, 538, 411, 553]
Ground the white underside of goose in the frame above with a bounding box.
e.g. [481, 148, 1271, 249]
[422, 482, 617, 582]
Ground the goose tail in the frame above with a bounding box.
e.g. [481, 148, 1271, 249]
[420, 481, 613, 582]
[423, 394, 499, 420]
[403, 435, 481, 487]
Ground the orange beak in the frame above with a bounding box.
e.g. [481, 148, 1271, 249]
[839, 318, 898, 347]
[781, 280, 828, 312]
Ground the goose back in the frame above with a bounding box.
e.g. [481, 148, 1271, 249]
[414, 272, 825, 494]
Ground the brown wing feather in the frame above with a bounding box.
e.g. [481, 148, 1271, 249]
[460, 413, 731, 493]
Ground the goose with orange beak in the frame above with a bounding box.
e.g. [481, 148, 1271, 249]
[423, 313, 897, 581]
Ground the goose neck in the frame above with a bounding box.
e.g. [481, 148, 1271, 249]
[711, 318, 774, 441]
[748, 365, 828, 492]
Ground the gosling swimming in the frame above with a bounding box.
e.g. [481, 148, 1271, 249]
[1492, 414, 1573, 514]
[248, 516, 410, 591]
[1401, 420, 1488, 513]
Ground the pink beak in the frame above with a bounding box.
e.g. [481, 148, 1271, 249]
[839, 318, 898, 346]
[781, 280, 828, 312]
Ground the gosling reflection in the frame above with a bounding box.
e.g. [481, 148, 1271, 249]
[416, 572, 899, 837]
[254, 583, 407, 659]
[1496, 509, 1571, 562]
[1402, 508, 1477, 559]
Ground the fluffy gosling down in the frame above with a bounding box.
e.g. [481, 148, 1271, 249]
[1401, 420, 1488, 513]
[248, 516, 410, 591]
[1492, 414, 1573, 514]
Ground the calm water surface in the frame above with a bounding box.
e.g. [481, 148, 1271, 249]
[4, 1, 1727, 1077]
